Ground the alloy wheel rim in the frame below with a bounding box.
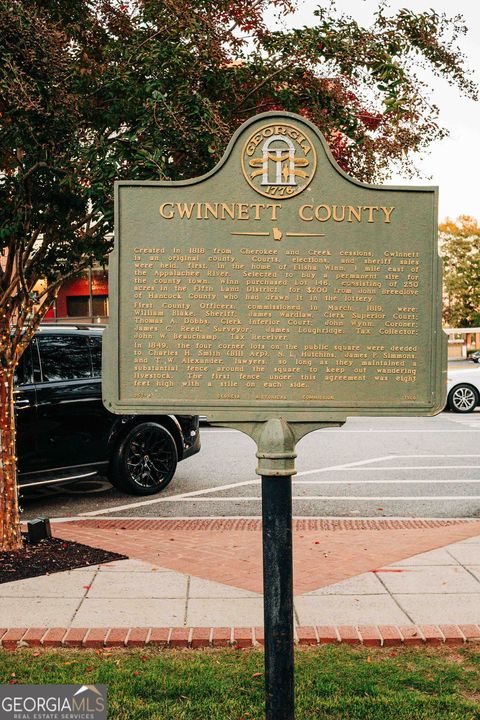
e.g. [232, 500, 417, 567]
[452, 387, 477, 411]
[126, 429, 174, 487]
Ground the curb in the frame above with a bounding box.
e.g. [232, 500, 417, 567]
[1, 625, 480, 650]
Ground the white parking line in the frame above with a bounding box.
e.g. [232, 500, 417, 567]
[291, 455, 399, 477]
[325, 466, 480, 471]
[82, 479, 260, 516]
[201, 428, 480, 435]
[82, 452, 480, 516]
[206, 429, 480, 434]
[202, 429, 239, 432]
[295, 496, 480, 501]
[82, 454, 397, 516]
[448, 416, 480, 424]
[295, 478, 480, 484]
[133, 496, 480, 502]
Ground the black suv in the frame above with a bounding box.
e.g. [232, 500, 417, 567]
[14, 325, 200, 495]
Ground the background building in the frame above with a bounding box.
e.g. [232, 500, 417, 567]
[43, 266, 109, 324]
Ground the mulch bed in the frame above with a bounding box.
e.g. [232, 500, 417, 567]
[0, 534, 128, 584]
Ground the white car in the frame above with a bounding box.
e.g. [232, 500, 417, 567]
[447, 366, 480, 413]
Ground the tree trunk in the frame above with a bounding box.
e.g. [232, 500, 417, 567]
[0, 367, 22, 550]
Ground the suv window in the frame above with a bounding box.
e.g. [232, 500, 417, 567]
[89, 335, 102, 377]
[14, 346, 33, 386]
[37, 335, 92, 381]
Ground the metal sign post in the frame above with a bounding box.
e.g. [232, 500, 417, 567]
[256, 418, 297, 720]
[258, 420, 297, 720]
[103, 110, 446, 720]
[262, 472, 294, 720]
[222, 419, 341, 720]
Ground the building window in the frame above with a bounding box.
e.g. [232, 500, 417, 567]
[66, 295, 108, 317]
[92, 295, 108, 316]
[67, 296, 89, 317]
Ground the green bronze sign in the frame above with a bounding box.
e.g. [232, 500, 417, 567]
[103, 111, 447, 422]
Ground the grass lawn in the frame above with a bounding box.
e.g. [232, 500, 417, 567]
[1, 645, 479, 719]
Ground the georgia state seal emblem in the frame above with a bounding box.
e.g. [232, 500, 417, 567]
[241, 122, 317, 199]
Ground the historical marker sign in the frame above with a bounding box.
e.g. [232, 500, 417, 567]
[103, 112, 447, 422]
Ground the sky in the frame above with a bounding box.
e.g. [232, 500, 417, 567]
[266, 0, 480, 223]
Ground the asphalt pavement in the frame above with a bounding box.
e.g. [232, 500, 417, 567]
[21, 409, 480, 521]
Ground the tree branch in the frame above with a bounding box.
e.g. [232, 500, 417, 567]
[70, 211, 97, 233]
[3, 241, 17, 288]
[127, 28, 164, 62]
[15, 243, 29, 305]
[21, 228, 42, 268]
[0, 273, 23, 313]
[235, 63, 291, 108]
[21, 162, 50, 182]
[24, 241, 48, 277]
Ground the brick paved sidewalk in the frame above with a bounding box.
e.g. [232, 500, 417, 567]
[2, 518, 480, 648]
[53, 517, 480, 594]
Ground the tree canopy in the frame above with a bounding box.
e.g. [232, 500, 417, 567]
[1, 0, 477, 295]
[439, 216, 480, 328]
[0, 0, 477, 549]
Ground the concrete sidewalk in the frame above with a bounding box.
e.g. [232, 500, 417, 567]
[2, 518, 480, 648]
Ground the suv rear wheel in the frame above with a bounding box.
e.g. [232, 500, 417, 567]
[110, 422, 178, 495]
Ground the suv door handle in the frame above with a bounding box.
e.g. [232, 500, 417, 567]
[15, 398, 30, 408]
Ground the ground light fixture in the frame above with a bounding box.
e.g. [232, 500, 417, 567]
[27, 517, 52, 544]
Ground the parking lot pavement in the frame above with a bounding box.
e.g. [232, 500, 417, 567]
[21, 412, 480, 520]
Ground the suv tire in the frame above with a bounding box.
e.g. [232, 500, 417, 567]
[110, 422, 178, 495]
[448, 384, 479, 413]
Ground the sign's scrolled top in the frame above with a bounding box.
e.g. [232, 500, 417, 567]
[103, 112, 447, 422]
